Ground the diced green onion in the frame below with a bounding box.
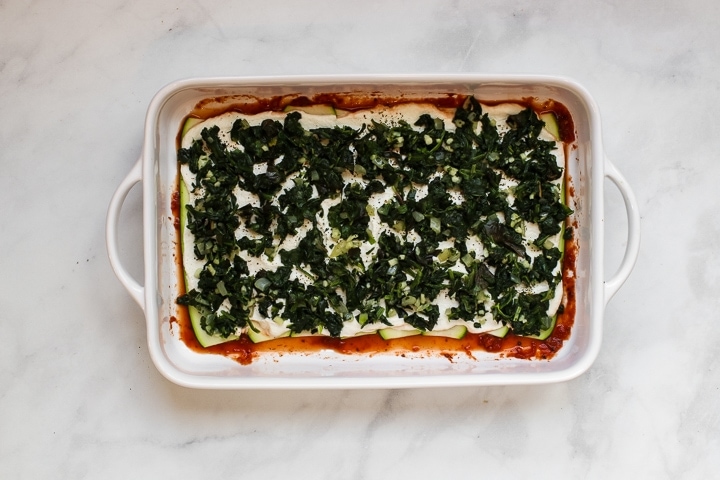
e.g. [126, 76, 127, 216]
[437, 248, 460, 264]
[461, 253, 474, 267]
[402, 296, 417, 306]
[254, 277, 272, 292]
[430, 217, 441, 233]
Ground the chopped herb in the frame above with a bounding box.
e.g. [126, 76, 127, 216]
[177, 98, 572, 339]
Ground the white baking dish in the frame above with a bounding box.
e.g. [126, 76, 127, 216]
[106, 75, 640, 389]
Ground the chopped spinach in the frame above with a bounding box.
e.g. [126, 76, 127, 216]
[177, 98, 572, 339]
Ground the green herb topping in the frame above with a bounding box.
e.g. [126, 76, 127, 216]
[177, 97, 572, 340]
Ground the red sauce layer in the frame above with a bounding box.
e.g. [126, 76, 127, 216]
[177, 92, 576, 146]
[171, 92, 578, 365]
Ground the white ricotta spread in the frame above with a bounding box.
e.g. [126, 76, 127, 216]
[180, 102, 566, 341]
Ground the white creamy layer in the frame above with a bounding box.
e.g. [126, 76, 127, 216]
[180, 102, 565, 339]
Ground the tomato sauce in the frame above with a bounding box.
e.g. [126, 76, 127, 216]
[171, 92, 578, 365]
[170, 233, 577, 365]
[177, 92, 576, 146]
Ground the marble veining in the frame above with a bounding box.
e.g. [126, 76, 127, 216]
[1, 0, 719, 478]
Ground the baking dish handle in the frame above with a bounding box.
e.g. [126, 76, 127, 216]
[106, 158, 145, 310]
[603, 156, 641, 305]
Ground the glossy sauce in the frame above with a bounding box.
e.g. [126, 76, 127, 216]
[177, 93, 576, 147]
[171, 93, 578, 365]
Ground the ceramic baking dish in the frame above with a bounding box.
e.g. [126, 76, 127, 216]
[106, 75, 640, 389]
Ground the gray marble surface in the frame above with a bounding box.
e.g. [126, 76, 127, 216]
[1, 0, 718, 478]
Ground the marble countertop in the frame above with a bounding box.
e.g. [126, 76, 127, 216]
[2, 0, 718, 478]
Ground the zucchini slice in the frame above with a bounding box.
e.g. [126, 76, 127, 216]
[540, 112, 560, 140]
[525, 316, 557, 341]
[181, 117, 204, 139]
[422, 325, 468, 339]
[247, 326, 290, 343]
[487, 325, 510, 338]
[525, 166, 568, 341]
[378, 328, 421, 340]
[179, 178, 238, 347]
[283, 104, 336, 116]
